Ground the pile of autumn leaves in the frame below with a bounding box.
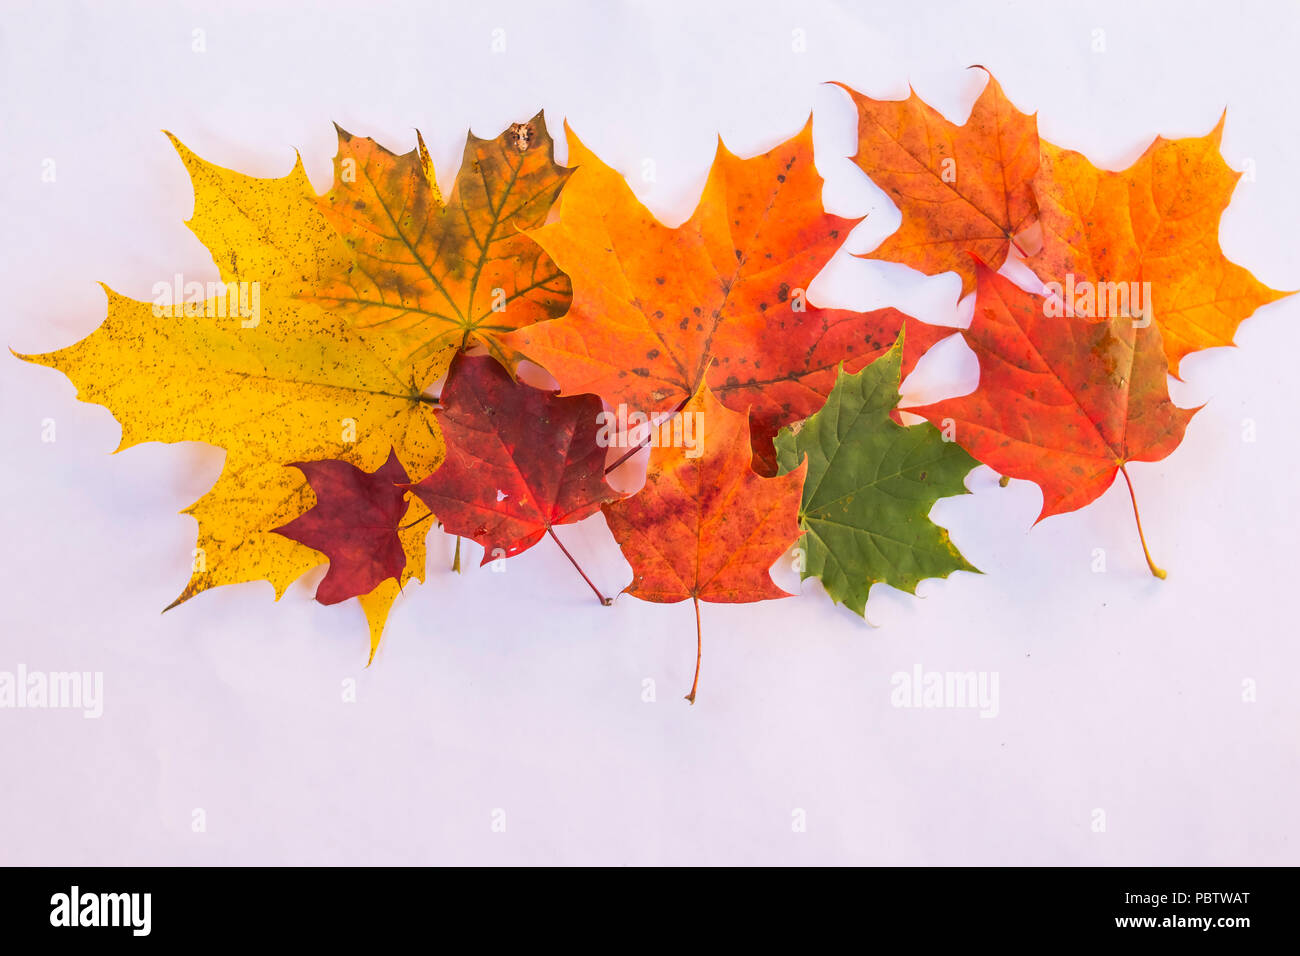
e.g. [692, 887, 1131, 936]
[22, 73, 1288, 699]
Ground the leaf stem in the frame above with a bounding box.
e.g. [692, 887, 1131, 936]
[546, 526, 612, 605]
[1119, 464, 1166, 579]
[686, 594, 702, 705]
[603, 395, 692, 476]
[398, 510, 435, 531]
[452, 535, 462, 574]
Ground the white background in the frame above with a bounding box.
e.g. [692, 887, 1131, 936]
[1, 0, 1297, 865]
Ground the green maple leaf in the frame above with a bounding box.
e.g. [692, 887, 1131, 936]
[774, 334, 979, 615]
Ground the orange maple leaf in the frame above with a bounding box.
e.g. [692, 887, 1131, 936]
[499, 119, 947, 470]
[836, 69, 1039, 295]
[602, 384, 806, 703]
[312, 113, 572, 366]
[1026, 117, 1292, 376]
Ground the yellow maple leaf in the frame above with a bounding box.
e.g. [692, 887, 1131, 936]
[16, 135, 450, 651]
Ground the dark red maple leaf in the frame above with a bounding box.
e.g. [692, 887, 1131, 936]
[273, 450, 410, 604]
[405, 354, 621, 601]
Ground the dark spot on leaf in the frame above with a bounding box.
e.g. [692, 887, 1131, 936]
[506, 123, 535, 152]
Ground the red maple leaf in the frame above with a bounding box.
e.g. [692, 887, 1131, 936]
[910, 261, 1197, 576]
[273, 450, 411, 604]
[405, 354, 621, 600]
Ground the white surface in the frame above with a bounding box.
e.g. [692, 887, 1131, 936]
[1, 0, 1297, 865]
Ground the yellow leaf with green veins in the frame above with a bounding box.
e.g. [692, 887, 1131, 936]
[311, 112, 572, 367]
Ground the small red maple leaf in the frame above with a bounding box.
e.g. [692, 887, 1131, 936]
[405, 354, 622, 601]
[273, 450, 410, 604]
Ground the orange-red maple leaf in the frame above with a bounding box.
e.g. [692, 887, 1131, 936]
[836, 70, 1039, 295]
[909, 261, 1197, 577]
[602, 384, 806, 702]
[499, 119, 946, 471]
